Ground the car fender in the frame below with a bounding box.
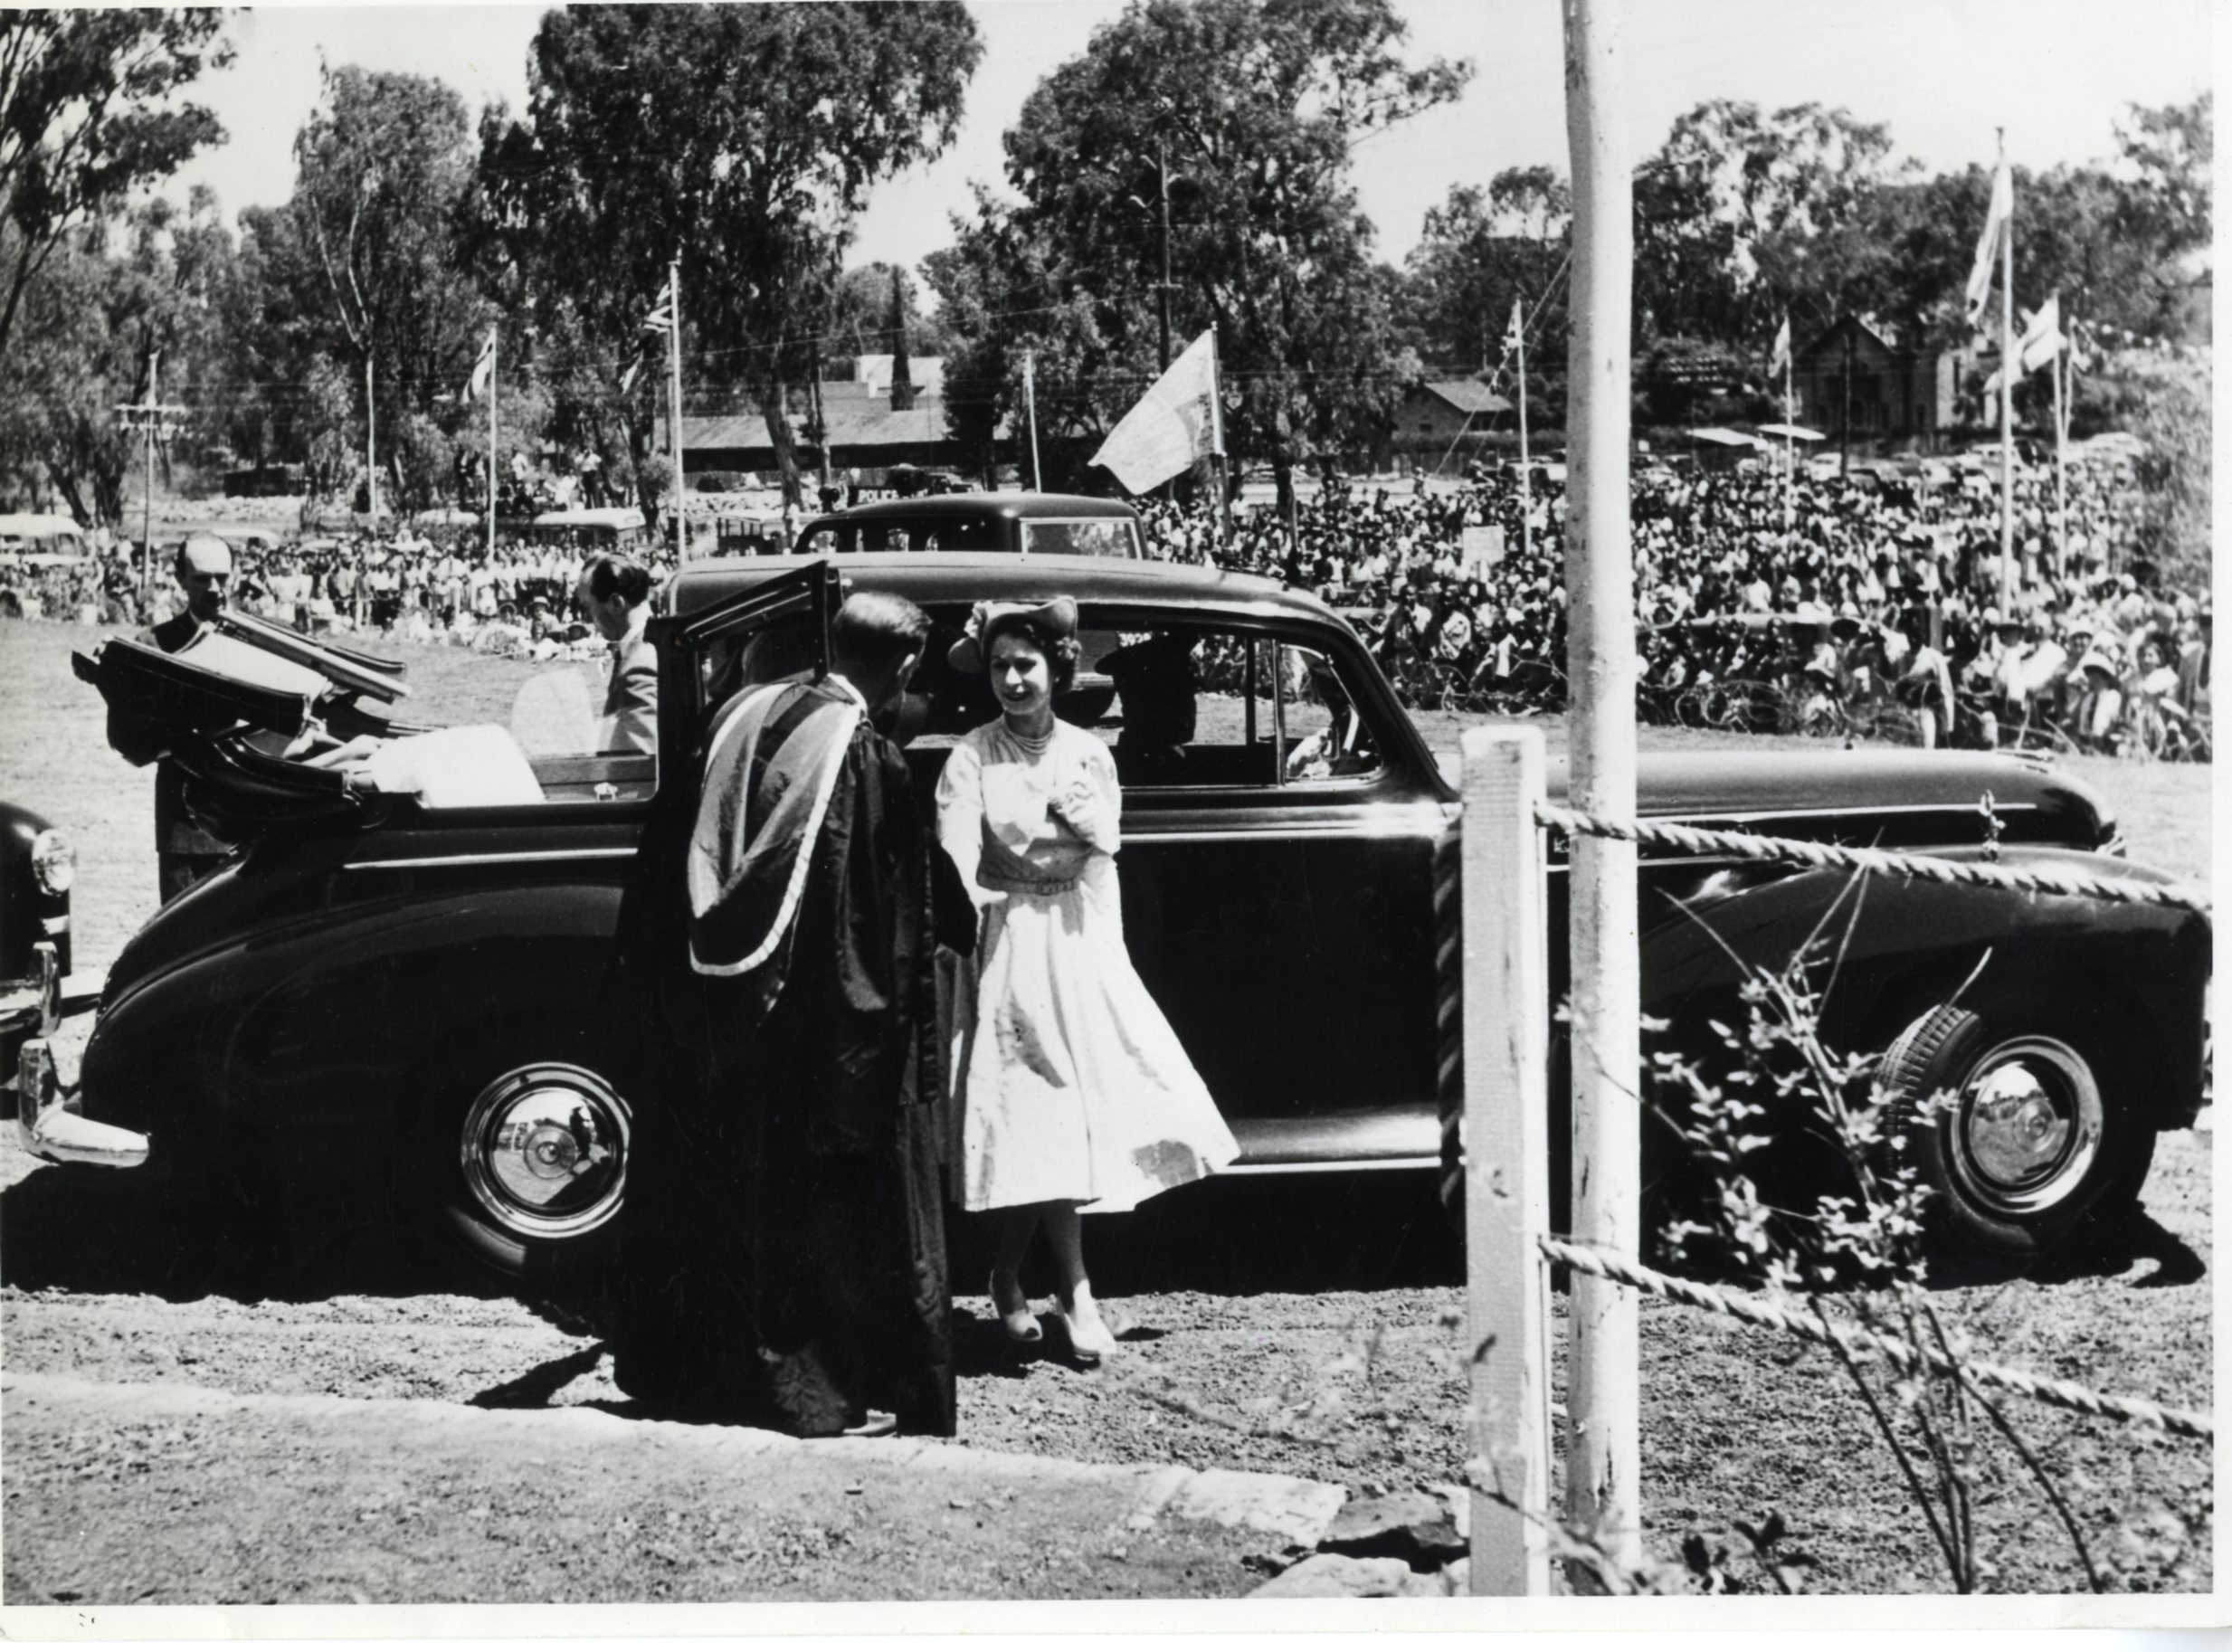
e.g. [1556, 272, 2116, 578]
[1634, 846, 2209, 1126]
[82, 880, 635, 1147]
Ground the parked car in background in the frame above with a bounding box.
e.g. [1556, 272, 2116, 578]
[45, 554, 2210, 1293]
[0, 801, 119, 1162]
[794, 493, 1146, 559]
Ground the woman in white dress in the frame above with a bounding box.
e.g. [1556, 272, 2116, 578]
[936, 597, 1239, 1363]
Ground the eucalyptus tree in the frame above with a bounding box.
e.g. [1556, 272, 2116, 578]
[0, 10, 229, 365]
[936, 0, 1467, 508]
[480, 2, 982, 505]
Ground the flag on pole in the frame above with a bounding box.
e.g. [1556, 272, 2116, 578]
[619, 278, 676, 396]
[1985, 295, 2069, 394]
[1964, 158, 2013, 329]
[2017, 294, 2064, 375]
[1504, 299, 1524, 354]
[465, 332, 495, 402]
[1088, 328, 1224, 495]
[1768, 314, 1791, 377]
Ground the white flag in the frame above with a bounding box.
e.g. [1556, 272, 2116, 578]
[1504, 299, 1524, 353]
[1089, 329, 1223, 495]
[2017, 294, 2064, 375]
[465, 331, 495, 402]
[1768, 314, 1791, 376]
[1964, 158, 2013, 329]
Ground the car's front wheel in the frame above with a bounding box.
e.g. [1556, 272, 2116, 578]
[1880, 1000, 2155, 1258]
[412, 1031, 635, 1296]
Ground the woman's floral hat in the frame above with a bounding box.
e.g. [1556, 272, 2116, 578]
[946, 595, 1078, 676]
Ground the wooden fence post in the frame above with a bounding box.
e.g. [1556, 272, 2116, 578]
[1462, 725, 1552, 1596]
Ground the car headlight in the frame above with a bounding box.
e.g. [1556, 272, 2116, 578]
[30, 828, 74, 896]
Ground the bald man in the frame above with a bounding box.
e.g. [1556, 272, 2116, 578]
[109, 536, 239, 898]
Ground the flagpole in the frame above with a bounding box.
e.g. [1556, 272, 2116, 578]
[2052, 327, 2068, 579]
[1022, 349, 1041, 492]
[143, 347, 157, 597]
[669, 258, 685, 564]
[487, 327, 498, 562]
[1782, 321, 1794, 537]
[1515, 300, 1533, 569]
[1998, 128, 2014, 610]
[1208, 323, 1230, 548]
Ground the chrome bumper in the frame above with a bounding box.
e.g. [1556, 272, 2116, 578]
[4, 941, 143, 1170]
[0, 940, 101, 1039]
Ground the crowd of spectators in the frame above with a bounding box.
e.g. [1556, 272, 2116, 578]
[4, 441, 2209, 760]
[4, 530, 685, 661]
[1140, 447, 2211, 761]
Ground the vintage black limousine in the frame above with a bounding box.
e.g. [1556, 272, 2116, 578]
[40, 554, 2209, 1285]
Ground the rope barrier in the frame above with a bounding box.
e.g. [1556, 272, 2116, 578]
[1536, 1235, 2213, 1443]
[1534, 802, 2211, 918]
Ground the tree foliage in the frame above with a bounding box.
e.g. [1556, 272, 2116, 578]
[1633, 100, 1905, 345]
[0, 9, 229, 365]
[938, 0, 1467, 502]
[1399, 167, 1570, 417]
[279, 65, 488, 508]
[480, 2, 982, 505]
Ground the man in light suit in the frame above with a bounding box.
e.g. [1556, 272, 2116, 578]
[575, 553, 658, 754]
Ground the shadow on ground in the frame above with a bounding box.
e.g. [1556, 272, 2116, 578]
[0, 1163, 506, 1304]
[8, 1157, 2189, 1312]
[945, 1170, 1464, 1300]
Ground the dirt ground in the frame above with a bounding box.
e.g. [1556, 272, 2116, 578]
[0, 613, 2213, 1600]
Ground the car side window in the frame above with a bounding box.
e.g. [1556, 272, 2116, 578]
[1277, 643, 1382, 783]
[1069, 620, 1383, 790]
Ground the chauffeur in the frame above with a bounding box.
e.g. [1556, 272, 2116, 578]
[108, 535, 238, 899]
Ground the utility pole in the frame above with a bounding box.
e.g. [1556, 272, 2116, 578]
[1562, 0, 1641, 1587]
[114, 348, 184, 598]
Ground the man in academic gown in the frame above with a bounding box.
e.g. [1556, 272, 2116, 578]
[613, 591, 955, 1438]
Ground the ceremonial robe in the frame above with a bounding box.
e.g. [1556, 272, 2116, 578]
[615, 675, 955, 1436]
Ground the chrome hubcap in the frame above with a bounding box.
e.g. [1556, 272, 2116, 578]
[459, 1062, 632, 1242]
[1951, 1036, 2102, 1217]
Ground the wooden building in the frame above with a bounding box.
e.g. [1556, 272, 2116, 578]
[1393, 379, 1514, 445]
[682, 378, 975, 476]
[1792, 315, 1956, 445]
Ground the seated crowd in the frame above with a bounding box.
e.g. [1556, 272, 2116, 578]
[1141, 451, 2210, 760]
[10, 441, 2209, 761]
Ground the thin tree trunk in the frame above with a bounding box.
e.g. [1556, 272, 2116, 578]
[763, 376, 803, 508]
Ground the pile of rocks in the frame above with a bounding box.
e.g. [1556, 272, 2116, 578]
[1249, 1484, 1471, 1599]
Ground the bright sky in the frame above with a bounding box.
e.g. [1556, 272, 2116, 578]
[169, 0, 2215, 273]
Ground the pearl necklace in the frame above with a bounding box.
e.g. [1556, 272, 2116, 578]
[1003, 717, 1055, 757]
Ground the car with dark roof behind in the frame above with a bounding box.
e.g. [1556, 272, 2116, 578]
[794, 492, 1144, 559]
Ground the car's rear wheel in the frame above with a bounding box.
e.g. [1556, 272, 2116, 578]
[1880, 1000, 2155, 1258]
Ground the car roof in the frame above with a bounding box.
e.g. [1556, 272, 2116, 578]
[670, 552, 1312, 622]
[803, 492, 1138, 529]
